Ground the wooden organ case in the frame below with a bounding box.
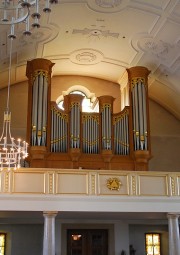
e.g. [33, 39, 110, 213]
[26, 59, 151, 171]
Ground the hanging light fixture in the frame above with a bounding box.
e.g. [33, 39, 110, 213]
[0, 0, 55, 32]
[0, 0, 57, 170]
[0, 35, 28, 171]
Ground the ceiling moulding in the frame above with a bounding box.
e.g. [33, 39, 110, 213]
[87, 0, 125, 13]
[130, 0, 170, 11]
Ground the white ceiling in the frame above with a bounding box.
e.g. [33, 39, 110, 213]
[0, 0, 180, 119]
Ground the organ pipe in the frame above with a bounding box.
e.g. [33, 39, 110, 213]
[131, 78, 147, 150]
[101, 103, 112, 150]
[31, 71, 48, 146]
[70, 102, 80, 149]
[50, 105, 68, 153]
[113, 108, 129, 155]
[82, 115, 99, 154]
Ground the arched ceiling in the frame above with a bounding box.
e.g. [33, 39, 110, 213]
[0, 0, 180, 119]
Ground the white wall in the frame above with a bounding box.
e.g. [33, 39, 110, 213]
[114, 221, 129, 255]
[149, 100, 180, 172]
[0, 224, 43, 255]
[0, 221, 170, 255]
[129, 224, 169, 255]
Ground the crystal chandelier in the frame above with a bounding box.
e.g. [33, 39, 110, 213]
[0, 0, 57, 31]
[0, 0, 57, 170]
[0, 36, 28, 170]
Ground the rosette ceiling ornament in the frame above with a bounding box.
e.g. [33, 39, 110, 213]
[0, 0, 57, 170]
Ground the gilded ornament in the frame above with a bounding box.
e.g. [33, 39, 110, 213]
[131, 77, 146, 90]
[107, 177, 122, 191]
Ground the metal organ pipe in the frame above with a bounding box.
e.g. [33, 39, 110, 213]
[70, 104, 74, 148]
[42, 77, 48, 146]
[131, 77, 148, 151]
[32, 77, 38, 146]
[113, 109, 129, 155]
[102, 107, 105, 149]
[37, 75, 43, 146]
[137, 80, 144, 150]
[82, 115, 99, 154]
[108, 105, 111, 150]
[77, 104, 80, 148]
[120, 117, 123, 154]
[125, 113, 129, 155]
[134, 83, 140, 150]
[142, 84, 147, 150]
[74, 104, 76, 148]
[51, 108, 54, 152]
[50, 106, 68, 153]
[101, 104, 112, 150]
[31, 73, 48, 147]
[70, 103, 80, 149]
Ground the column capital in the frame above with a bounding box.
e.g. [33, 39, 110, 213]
[43, 211, 58, 217]
[167, 213, 180, 219]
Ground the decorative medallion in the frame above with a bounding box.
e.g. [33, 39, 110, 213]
[70, 49, 103, 65]
[95, 0, 121, 8]
[107, 177, 122, 191]
[87, 0, 123, 13]
[76, 52, 97, 63]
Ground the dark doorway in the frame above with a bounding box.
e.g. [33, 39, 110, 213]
[67, 229, 108, 255]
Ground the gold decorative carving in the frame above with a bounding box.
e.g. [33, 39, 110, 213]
[82, 114, 99, 124]
[170, 177, 175, 195]
[33, 70, 49, 82]
[131, 77, 146, 90]
[132, 176, 136, 195]
[102, 103, 111, 111]
[113, 109, 129, 124]
[71, 102, 80, 108]
[4, 172, 9, 192]
[49, 173, 53, 194]
[91, 174, 96, 194]
[107, 177, 122, 191]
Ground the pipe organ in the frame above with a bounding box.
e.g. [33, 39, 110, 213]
[26, 59, 151, 171]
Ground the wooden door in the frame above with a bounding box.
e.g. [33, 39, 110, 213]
[67, 229, 108, 255]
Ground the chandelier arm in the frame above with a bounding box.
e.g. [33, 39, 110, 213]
[0, 10, 30, 25]
[0, 0, 30, 25]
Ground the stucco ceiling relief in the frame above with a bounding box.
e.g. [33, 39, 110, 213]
[87, 0, 124, 12]
[70, 49, 104, 65]
[134, 36, 180, 72]
[72, 28, 119, 39]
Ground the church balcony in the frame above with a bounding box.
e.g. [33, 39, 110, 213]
[0, 168, 179, 213]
